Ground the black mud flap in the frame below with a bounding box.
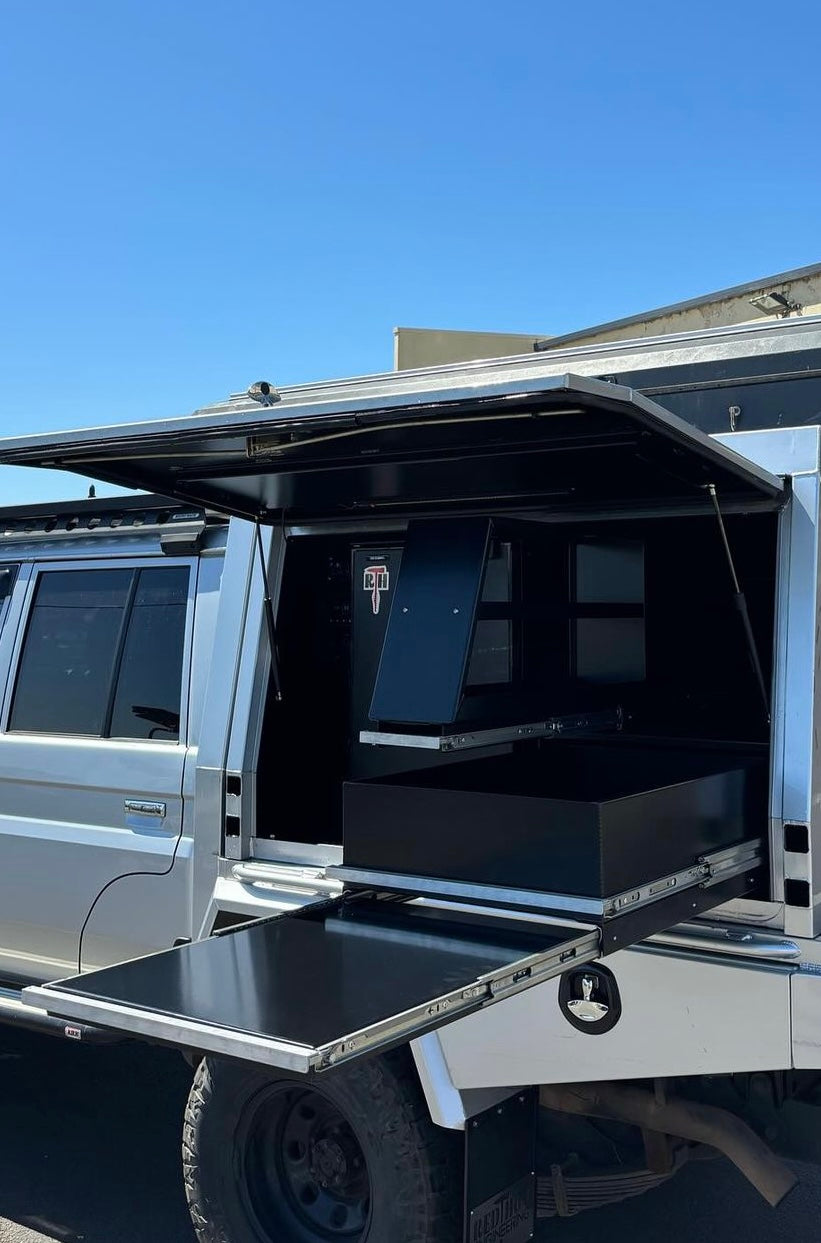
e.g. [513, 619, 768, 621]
[24, 895, 600, 1073]
[465, 1090, 538, 1243]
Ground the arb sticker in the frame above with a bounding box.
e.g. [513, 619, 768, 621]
[363, 564, 389, 615]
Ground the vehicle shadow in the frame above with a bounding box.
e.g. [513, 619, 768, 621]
[0, 1028, 195, 1243]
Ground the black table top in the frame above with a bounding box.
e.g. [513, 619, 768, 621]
[59, 899, 575, 1051]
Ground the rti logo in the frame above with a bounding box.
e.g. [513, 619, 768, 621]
[470, 1180, 533, 1243]
[363, 564, 389, 615]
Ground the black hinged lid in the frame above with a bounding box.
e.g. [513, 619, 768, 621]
[0, 373, 784, 521]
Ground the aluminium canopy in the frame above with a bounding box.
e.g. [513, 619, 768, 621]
[0, 371, 784, 520]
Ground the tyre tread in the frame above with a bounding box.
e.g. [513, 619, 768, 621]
[182, 1048, 461, 1243]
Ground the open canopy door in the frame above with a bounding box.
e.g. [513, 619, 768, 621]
[0, 373, 784, 521]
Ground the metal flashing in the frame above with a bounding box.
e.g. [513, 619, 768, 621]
[533, 262, 821, 352]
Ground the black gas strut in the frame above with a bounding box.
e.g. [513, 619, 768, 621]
[706, 484, 770, 724]
[255, 520, 283, 703]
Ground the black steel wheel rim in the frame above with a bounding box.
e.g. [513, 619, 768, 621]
[238, 1083, 372, 1241]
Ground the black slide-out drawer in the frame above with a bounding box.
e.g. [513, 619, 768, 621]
[24, 897, 601, 1073]
[343, 742, 766, 899]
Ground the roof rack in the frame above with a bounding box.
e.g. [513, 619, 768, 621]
[0, 494, 218, 542]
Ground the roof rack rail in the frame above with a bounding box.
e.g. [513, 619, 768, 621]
[0, 494, 216, 542]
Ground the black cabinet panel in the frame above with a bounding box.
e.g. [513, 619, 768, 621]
[370, 518, 491, 725]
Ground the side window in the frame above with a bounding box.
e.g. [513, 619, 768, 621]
[110, 567, 189, 740]
[466, 542, 515, 688]
[10, 569, 133, 735]
[572, 540, 646, 684]
[9, 565, 190, 740]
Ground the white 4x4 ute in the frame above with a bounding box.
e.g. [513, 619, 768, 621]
[0, 318, 820, 1242]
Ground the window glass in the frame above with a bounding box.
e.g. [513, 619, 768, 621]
[9, 565, 190, 739]
[467, 543, 514, 686]
[576, 618, 646, 684]
[573, 540, 646, 684]
[576, 541, 644, 603]
[109, 567, 189, 740]
[10, 569, 132, 734]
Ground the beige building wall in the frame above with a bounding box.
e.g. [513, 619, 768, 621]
[394, 265, 821, 369]
[394, 327, 547, 371]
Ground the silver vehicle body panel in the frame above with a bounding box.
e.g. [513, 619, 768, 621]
[188, 518, 257, 937]
[702, 428, 821, 938]
[0, 516, 228, 982]
[425, 943, 795, 1092]
[0, 550, 200, 978]
[791, 967, 821, 1068]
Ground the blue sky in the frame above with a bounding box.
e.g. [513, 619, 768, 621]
[1, 0, 820, 503]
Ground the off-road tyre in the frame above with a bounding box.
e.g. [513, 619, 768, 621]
[183, 1049, 462, 1243]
